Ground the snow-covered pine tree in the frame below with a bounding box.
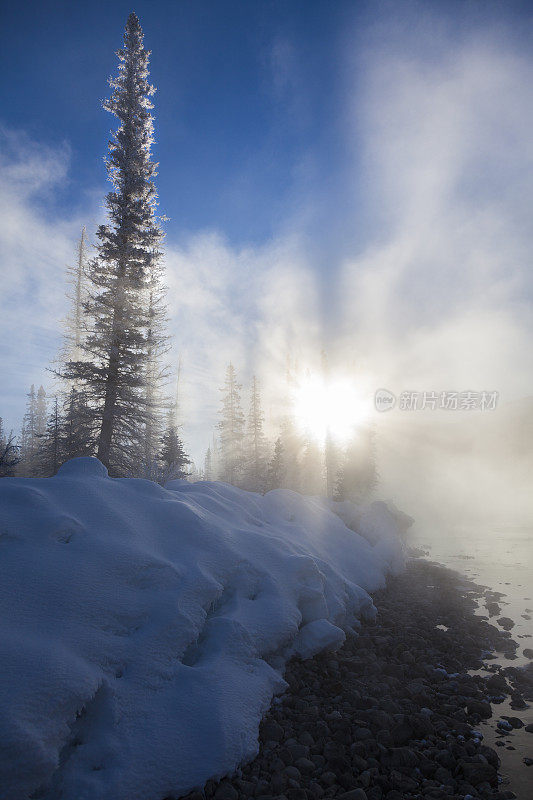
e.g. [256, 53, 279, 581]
[217, 364, 245, 486]
[38, 397, 62, 477]
[65, 227, 88, 359]
[244, 375, 268, 492]
[19, 385, 39, 475]
[0, 418, 19, 477]
[141, 270, 170, 474]
[60, 388, 94, 463]
[278, 415, 302, 492]
[336, 424, 378, 503]
[159, 420, 190, 483]
[265, 437, 285, 491]
[210, 434, 220, 480]
[65, 13, 168, 475]
[301, 438, 325, 495]
[35, 386, 47, 439]
[324, 429, 339, 499]
[204, 446, 213, 481]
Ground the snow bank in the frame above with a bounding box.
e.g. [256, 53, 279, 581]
[0, 457, 404, 800]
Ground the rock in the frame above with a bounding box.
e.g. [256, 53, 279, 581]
[320, 772, 337, 787]
[307, 782, 324, 799]
[286, 790, 307, 800]
[466, 699, 492, 718]
[262, 719, 284, 742]
[351, 753, 369, 772]
[388, 747, 418, 768]
[435, 749, 455, 770]
[283, 766, 302, 781]
[287, 742, 310, 761]
[501, 715, 524, 729]
[460, 762, 497, 785]
[295, 758, 315, 774]
[337, 791, 368, 800]
[485, 602, 501, 617]
[214, 783, 239, 800]
[353, 727, 372, 741]
[486, 673, 509, 695]
[390, 721, 413, 745]
[255, 780, 272, 796]
[497, 616, 515, 630]
[525, 723, 533, 733]
[434, 766, 453, 784]
[524, 648, 533, 659]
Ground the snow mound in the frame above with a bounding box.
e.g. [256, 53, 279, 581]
[0, 458, 404, 800]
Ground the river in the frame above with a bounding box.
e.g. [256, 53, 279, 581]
[409, 523, 533, 797]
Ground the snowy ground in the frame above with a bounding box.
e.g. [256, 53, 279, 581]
[0, 457, 404, 800]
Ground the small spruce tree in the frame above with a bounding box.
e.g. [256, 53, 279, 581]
[244, 375, 268, 492]
[266, 437, 285, 491]
[0, 418, 19, 477]
[204, 446, 213, 481]
[217, 364, 245, 485]
[159, 414, 190, 483]
[336, 425, 378, 503]
[38, 397, 63, 477]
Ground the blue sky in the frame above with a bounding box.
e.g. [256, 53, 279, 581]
[1, 0, 533, 460]
[1, 0, 356, 249]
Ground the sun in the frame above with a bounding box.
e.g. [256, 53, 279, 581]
[292, 374, 371, 443]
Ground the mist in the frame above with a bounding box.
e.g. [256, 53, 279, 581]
[1, 3, 532, 537]
[160, 8, 533, 536]
[2, 4, 533, 797]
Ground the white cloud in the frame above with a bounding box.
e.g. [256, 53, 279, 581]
[0, 129, 91, 432]
[338, 26, 533, 399]
[2, 5, 532, 497]
[164, 232, 322, 461]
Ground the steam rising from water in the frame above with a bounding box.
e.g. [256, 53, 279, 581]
[163, 14, 533, 535]
[1, 6, 532, 537]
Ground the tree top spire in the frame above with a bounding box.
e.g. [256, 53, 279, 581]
[124, 12, 143, 50]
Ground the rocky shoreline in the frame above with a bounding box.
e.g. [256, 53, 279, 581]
[177, 560, 532, 800]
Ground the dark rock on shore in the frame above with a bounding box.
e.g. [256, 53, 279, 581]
[178, 561, 530, 800]
[497, 618, 515, 632]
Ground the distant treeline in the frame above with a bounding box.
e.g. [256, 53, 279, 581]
[0, 13, 377, 502]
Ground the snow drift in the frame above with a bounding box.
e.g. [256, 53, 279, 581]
[0, 457, 404, 800]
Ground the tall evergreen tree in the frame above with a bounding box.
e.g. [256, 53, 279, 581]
[61, 388, 94, 463]
[35, 386, 47, 439]
[65, 226, 88, 359]
[204, 446, 213, 481]
[301, 438, 325, 496]
[244, 375, 268, 492]
[217, 364, 245, 485]
[324, 429, 339, 499]
[38, 397, 62, 477]
[0, 418, 19, 477]
[210, 433, 221, 480]
[265, 437, 285, 491]
[19, 385, 39, 475]
[278, 415, 302, 492]
[65, 13, 168, 475]
[159, 420, 190, 483]
[336, 425, 378, 503]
